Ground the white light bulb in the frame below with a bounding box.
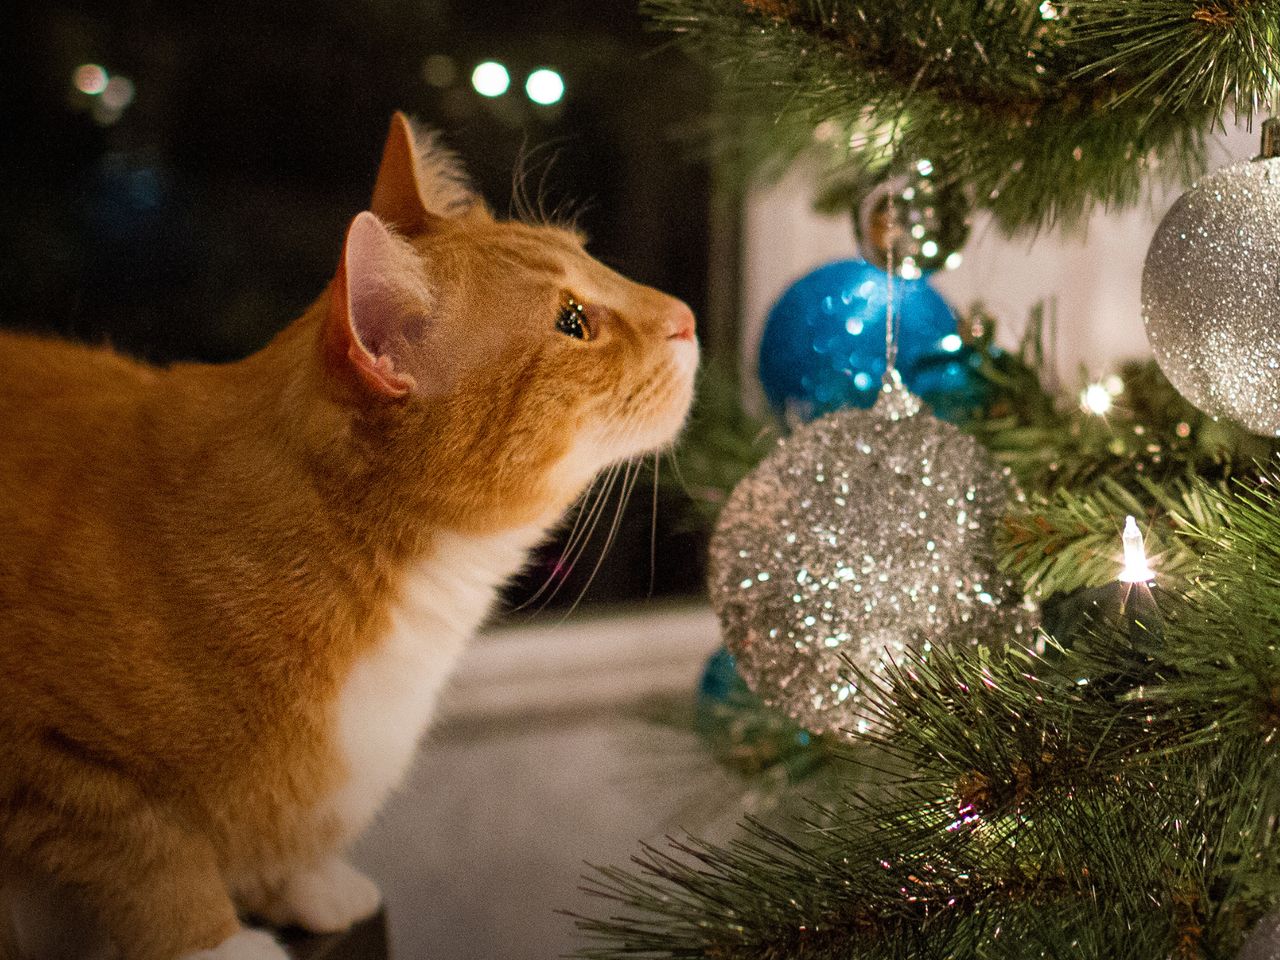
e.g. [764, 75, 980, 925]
[1081, 382, 1113, 415]
[1119, 515, 1155, 583]
[471, 61, 510, 98]
[525, 68, 564, 106]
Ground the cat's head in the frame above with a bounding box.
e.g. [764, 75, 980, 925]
[317, 113, 698, 530]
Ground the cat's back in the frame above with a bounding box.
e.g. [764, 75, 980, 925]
[0, 328, 163, 486]
[0, 328, 156, 425]
[0, 329, 161, 609]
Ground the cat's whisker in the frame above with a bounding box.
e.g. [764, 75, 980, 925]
[555, 463, 616, 566]
[510, 135, 535, 223]
[665, 447, 696, 500]
[649, 452, 660, 599]
[513, 461, 621, 615]
[515, 462, 616, 614]
[561, 456, 644, 620]
[534, 147, 561, 226]
[508, 137, 572, 226]
[528, 458, 628, 615]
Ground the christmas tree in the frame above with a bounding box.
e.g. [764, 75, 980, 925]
[573, 3, 1280, 958]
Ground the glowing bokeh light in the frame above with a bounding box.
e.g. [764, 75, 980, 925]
[939, 333, 963, 353]
[73, 64, 109, 96]
[422, 54, 457, 88]
[471, 61, 510, 97]
[525, 68, 565, 106]
[1080, 382, 1113, 415]
[101, 75, 135, 110]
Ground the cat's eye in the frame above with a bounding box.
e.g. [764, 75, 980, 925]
[556, 297, 592, 341]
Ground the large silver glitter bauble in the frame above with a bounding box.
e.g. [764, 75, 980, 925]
[708, 378, 1032, 735]
[1238, 908, 1280, 960]
[1141, 156, 1280, 436]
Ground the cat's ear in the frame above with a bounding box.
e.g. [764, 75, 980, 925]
[325, 211, 431, 400]
[370, 112, 481, 232]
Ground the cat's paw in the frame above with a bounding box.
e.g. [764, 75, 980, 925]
[181, 928, 289, 960]
[259, 857, 382, 934]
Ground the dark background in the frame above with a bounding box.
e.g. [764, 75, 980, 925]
[0, 0, 733, 612]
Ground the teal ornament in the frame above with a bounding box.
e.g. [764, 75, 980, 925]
[695, 646, 758, 734]
[758, 259, 979, 422]
[694, 646, 815, 757]
[697, 646, 746, 706]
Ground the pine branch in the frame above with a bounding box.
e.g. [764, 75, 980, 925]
[996, 476, 1215, 595]
[1073, 0, 1280, 115]
[646, 0, 1280, 230]
[574, 473, 1280, 959]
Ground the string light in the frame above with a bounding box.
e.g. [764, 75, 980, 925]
[1081, 376, 1125, 416]
[73, 64, 108, 96]
[1118, 515, 1155, 583]
[1081, 382, 1113, 415]
[471, 61, 510, 97]
[422, 54, 457, 88]
[525, 68, 564, 106]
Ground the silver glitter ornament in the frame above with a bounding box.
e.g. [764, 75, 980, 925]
[708, 375, 1033, 735]
[1141, 120, 1280, 436]
[854, 160, 970, 278]
[1238, 908, 1280, 960]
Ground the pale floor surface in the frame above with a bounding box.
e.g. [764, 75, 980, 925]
[352, 713, 740, 960]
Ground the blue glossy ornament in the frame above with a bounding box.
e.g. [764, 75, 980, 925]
[758, 259, 965, 421]
[911, 341, 989, 423]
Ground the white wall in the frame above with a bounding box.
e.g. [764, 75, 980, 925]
[741, 120, 1262, 395]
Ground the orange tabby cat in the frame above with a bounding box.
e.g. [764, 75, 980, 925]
[0, 113, 697, 960]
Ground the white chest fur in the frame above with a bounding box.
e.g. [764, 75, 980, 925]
[324, 526, 543, 841]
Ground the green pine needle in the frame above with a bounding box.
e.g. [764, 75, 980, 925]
[645, 0, 1280, 231]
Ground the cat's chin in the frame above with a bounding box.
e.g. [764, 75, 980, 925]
[554, 406, 691, 491]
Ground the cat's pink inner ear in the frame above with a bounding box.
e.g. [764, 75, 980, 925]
[327, 212, 419, 400]
[370, 113, 432, 234]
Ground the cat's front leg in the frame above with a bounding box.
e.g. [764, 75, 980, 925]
[4, 809, 287, 960]
[240, 856, 382, 935]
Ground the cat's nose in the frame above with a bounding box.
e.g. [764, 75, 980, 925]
[664, 300, 696, 341]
